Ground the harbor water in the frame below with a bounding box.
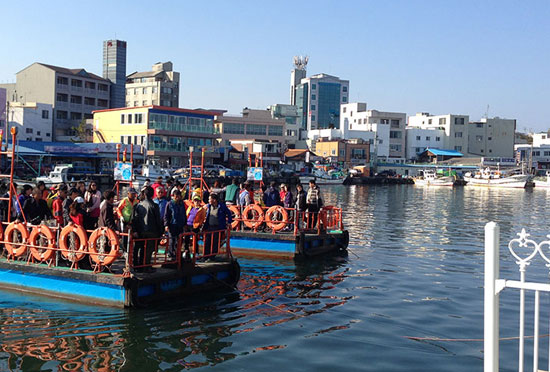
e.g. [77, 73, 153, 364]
[1, 185, 550, 371]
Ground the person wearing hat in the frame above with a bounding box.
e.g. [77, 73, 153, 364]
[116, 187, 139, 229]
[69, 196, 86, 226]
[185, 195, 206, 254]
[163, 189, 187, 259]
[52, 184, 68, 226]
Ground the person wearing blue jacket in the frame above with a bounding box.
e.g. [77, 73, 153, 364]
[203, 193, 232, 257]
[163, 189, 187, 259]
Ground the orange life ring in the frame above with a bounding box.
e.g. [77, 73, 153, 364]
[321, 206, 341, 229]
[88, 227, 120, 266]
[243, 204, 264, 229]
[4, 222, 29, 257]
[228, 205, 240, 230]
[265, 205, 289, 232]
[59, 224, 88, 262]
[29, 225, 56, 262]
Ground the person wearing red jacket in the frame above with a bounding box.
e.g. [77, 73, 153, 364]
[52, 184, 68, 226]
[151, 176, 165, 199]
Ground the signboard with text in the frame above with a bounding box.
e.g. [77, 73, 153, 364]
[114, 162, 133, 181]
[247, 167, 263, 181]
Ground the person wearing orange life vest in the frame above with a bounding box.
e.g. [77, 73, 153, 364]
[52, 184, 68, 226]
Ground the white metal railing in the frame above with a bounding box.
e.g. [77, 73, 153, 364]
[485, 222, 550, 372]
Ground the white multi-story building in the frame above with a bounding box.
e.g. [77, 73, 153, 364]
[7, 102, 53, 142]
[307, 102, 406, 159]
[408, 112, 469, 154]
[268, 104, 307, 148]
[532, 132, 550, 147]
[515, 144, 550, 172]
[405, 127, 446, 159]
[126, 62, 179, 107]
[468, 117, 516, 158]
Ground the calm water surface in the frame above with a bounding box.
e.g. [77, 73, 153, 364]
[1, 185, 550, 371]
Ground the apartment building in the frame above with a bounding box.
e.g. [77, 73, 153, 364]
[407, 112, 469, 154]
[126, 62, 179, 108]
[405, 127, 446, 159]
[215, 108, 286, 147]
[12, 62, 110, 141]
[93, 106, 217, 167]
[468, 117, 516, 157]
[7, 102, 53, 142]
[315, 138, 370, 167]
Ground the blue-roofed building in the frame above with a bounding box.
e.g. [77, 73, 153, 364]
[417, 148, 464, 163]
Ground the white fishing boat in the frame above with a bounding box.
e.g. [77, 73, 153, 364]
[299, 169, 346, 185]
[534, 171, 550, 188]
[464, 168, 531, 188]
[134, 163, 172, 186]
[413, 169, 455, 187]
[35, 165, 74, 186]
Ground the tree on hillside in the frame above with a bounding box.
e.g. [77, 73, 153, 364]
[71, 119, 91, 143]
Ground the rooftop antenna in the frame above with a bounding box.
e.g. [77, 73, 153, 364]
[484, 104, 490, 119]
[293, 55, 309, 70]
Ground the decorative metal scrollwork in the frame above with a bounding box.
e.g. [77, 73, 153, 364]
[508, 229, 550, 271]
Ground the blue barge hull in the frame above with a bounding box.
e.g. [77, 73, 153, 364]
[0, 259, 240, 307]
[230, 230, 349, 259]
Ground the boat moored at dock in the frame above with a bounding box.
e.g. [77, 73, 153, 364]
[464, 168, 532, 188]
[413, 169, 455, 187]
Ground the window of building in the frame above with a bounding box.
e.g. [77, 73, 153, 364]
[26, 137, 32, 141]
[121, 114, 125, 124]
[126, 101, 130, 106]
[37, 131, 41, 135]
[311, 115, 316, 121]
[85, 81, 95, 89]
[342, 96, 347, 103]
[455, 146, 462, 151]
[436, 137, 440, 141]
[245, 124, 267, 135]
[97, 99, 108, 107]
[390, 131, 402, 139]
[152, 87, 158, 93]
[455, 132, 462, 138]
[312, 84, 316, 90]
[426, 136, 430, 141]
[135, 113, 143, 124]
[98, 84, 108, 92]
[268, 125, 283, 136]
[488, 137, 492, 141]
[142, 101, 148, 106]
[415, 147, 422, 153]
[56, 110, 68, 119]
[311, 94, 316, 100]
[70, 95, 82, 104]
[533, 151, 540, 156]
[56, 93, 68, 102]
[439, 118, 447, 125]
[42, 110, 49, 119]
[143, 87, 147, 94]
[454, 117, 465, 125]
[416, 136, 421, 141]
[389, 144, 402, 152]
[343, 107, 346, 113]
[71, 79, 82, 87]
[544, 151, 550, 156]
[162, 87, 173, 94]
[84, 97, 95, 106]
[133, 101, 139, 107]
[57, 76, 68, 85]
[128, 114, 132, 124]
[379, 140, 383, 144]
[428, 119, 432, 124]
[311, 105, 316, 111]
[489, 149, 492, 153]
[162, 100, 171, 106]
[70, 112, 82, 120]
[36, 138, 42, 142]
[343, 86, 348, 92]
[381, 119, 389, 124]
[476, 135, 483, 141]
[25, 128, 33, 134]
[224, 123, 245, 134]
[390, 119, 400, 128]
[46, 133, 50, 137]
[476, 123, 483, 128]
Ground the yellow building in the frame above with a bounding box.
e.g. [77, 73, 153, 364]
[315, 139, 370, 167]
[93, 105, 220, 167]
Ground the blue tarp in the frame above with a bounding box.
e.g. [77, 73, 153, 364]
[422, 148, 464, 157]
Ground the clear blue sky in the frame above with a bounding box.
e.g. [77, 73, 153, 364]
[2, 0, 549, 131]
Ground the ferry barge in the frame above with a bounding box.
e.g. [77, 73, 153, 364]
[0, 128, 239, 307]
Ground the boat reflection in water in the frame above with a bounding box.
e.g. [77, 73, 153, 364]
[0, 253, 350, 370]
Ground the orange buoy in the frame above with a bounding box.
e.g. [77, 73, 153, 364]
[242, 204, 264, 229]
[228, 205, 241, 229]
[4, 222, 29, 257]
[264, 205, 289, 232]
[59, 224, 88, 262]
[29, 225, 56, 261]
[88, 227, 120, 266]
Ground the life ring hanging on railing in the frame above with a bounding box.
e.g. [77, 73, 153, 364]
[59, 224, 88, 262]
[228, 205, 240, 230]
[243, 204, 264, 229]
[320, 206, 340, 230]
[29, 225, 56, 262]
[88, 227, 120, 266]
[4, 222, 29, 257]
[265, 205, 289, 232]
